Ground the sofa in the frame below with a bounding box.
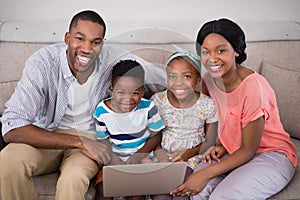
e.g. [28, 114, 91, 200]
[0, 20, 300, 199]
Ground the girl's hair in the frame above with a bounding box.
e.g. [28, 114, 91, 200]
[196, 18, 247, 64]
[111, 60, 145, 85]
[69, 10, 106, 36]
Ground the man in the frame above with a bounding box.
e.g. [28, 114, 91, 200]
[0, 10, 166, 200]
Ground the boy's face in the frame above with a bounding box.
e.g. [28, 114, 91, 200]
[64, 19, 104, 77]
[110, 76, 145, 113]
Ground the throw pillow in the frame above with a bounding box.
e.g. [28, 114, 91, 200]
[260, 61, 300, 139]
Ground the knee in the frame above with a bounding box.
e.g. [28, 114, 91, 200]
[58, 165, 91, 187]
[209, 186, 238, 200]
[0, 144, 33, 177]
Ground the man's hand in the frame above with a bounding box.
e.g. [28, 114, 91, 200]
[79, 137, 111, 166]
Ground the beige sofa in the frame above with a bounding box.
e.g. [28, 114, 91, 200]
[0, 21, 300, 199]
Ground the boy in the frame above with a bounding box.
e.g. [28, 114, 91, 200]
[93, 60, 165, 200]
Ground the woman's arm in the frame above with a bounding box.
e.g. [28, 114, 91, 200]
[170, 116, 265, 196]
[204, 116, 264, 173]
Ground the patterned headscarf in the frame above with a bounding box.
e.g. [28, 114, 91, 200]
[166, 44, 201, 72]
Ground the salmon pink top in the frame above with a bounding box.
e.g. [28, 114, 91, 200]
[203, 71, 297, 167]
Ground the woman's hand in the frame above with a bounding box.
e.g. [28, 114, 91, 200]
[170, 169, 210, 196]
[202, 145, 226, 163]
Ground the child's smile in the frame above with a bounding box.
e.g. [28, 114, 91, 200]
[166, 57, 201, 108]
[109, 76, 145, 113]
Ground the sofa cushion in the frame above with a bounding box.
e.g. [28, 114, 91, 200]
[268, 137, 300, 199]
[0, 81, 19, 114]
[34, 173, 95, 200]
[260, 61, 300, 139]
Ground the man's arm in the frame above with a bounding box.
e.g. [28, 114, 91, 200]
[4, 125, 81, 148]
[4, 125, 111, 165]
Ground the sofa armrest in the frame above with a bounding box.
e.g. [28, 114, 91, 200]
[0, 116, 7, 150]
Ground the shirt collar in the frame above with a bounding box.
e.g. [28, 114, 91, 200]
[61, 45, 74, 80]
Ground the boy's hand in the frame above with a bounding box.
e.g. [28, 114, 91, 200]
[109, 153, 124, 165]
[154, 148, 169, 163]
[126, 152, 147, 164]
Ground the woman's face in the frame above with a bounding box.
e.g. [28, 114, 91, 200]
[200, 33, 237, 78]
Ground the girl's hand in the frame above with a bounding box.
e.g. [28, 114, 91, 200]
[170, 169, 210, 196]
[202, 145, 226, 163]
[169, 150, 186, 162]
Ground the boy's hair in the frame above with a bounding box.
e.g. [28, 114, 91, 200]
[69, 10, 106, 36]
[111, 60, 145, 85]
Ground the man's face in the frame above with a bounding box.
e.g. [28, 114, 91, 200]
[64, 19, 105, 77]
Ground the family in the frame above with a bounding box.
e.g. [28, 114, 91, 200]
[0, 10, 297, 200]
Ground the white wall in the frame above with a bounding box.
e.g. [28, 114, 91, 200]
[0, 0, 300, 43]
[1, 0, 300, 21]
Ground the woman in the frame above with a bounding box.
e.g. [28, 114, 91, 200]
[170, 18, 297, 200]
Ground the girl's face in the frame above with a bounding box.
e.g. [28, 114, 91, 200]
[109, 76, 144, 113]
[167, 58, 201, 101]
[200, 33, 237, 78]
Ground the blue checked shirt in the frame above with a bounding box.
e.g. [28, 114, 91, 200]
[1, 42, 166, 135]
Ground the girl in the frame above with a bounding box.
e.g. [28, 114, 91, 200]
[170, 18, 297, 200]
[151, 45, 218, 200]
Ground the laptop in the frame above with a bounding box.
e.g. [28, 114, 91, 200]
[103, 162, 187, 197]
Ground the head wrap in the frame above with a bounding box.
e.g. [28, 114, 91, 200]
[166, 44, 201, 72]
